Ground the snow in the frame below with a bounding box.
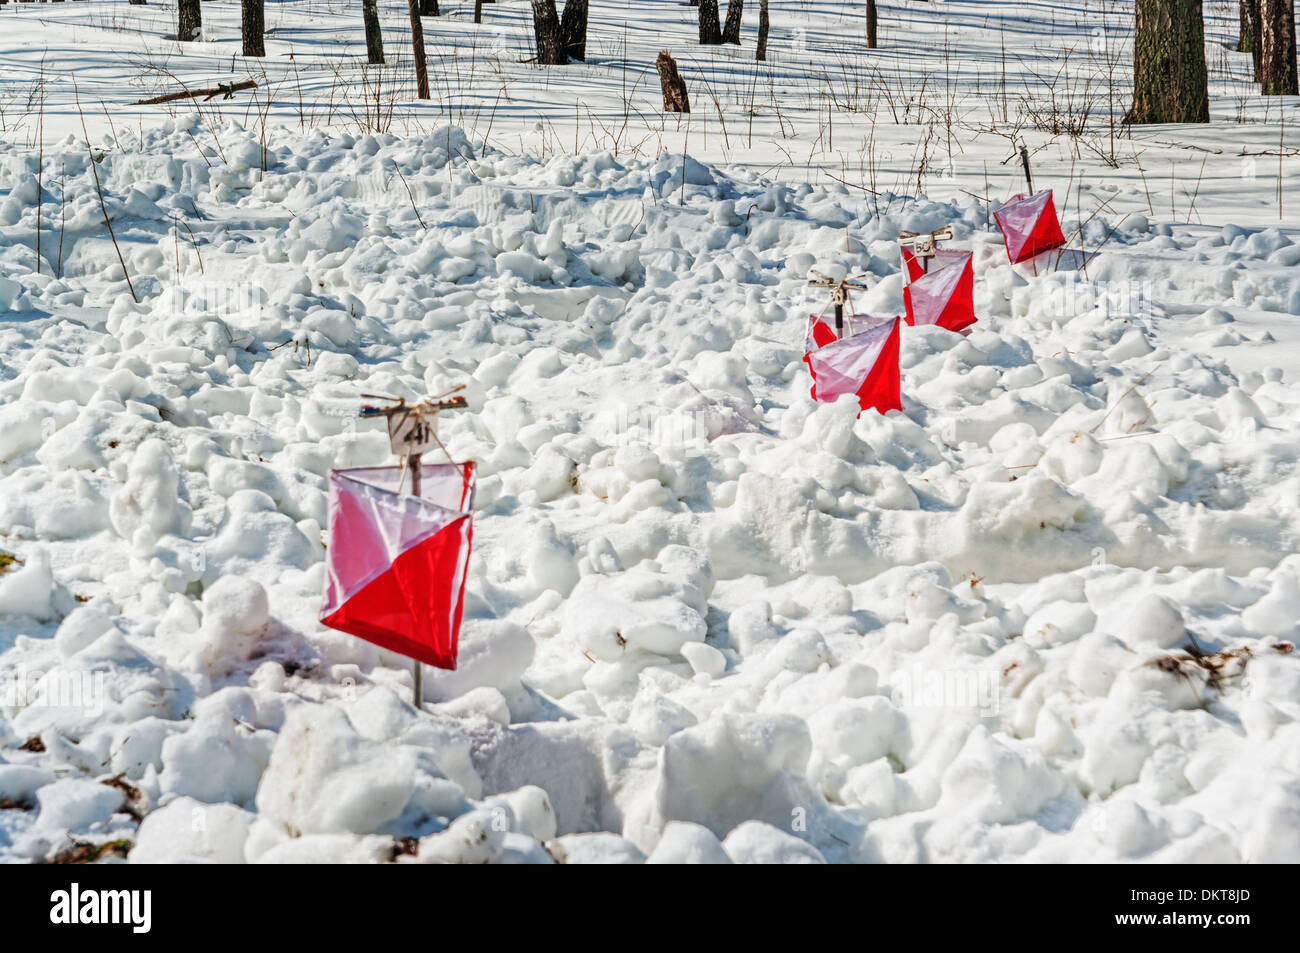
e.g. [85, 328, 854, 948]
[0, 0, 1298, 864]
[32, 777, 125, 832]
[645, 820, 732, 864]
[722, 820, 828, 864]
[547, 831, 647, 864]
[0, 549, 56, 621]
[129, 796, 254, 864]
[255, 703, 419, 835]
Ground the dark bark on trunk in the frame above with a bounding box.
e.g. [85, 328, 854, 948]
[420, 0, 439, 15]
[363, 0, 385, 64]
[757, 0, 768, 61]
[722, 0, 743, 45]
[242, 0, 265, 57]
[560, 0, 588, 60]
[1126, 0, 1209, 124]
[178, 0, 201, 41]
[657, 50, 690, 112]
[1238, 0, 1256, 51]
[408, 0, 431, 98]
[532, 0, 568, 65]
[1260, 0, 1298, 94]
[699, 0, 723, 44]
[866, 0, 878, 49]
[1253, 0, 1265, 78]
[474, 0, 482, 22]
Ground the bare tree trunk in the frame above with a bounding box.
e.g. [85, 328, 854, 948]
[698, 0, 723, 44]
[532, 0, 568, 65]
[420, 0, 440, 15]
[363, 0, 384, 64]
[1126, 0, 1209, 124]
[474, 0, 482, 22]
[1252, 0, 1265, 77]
[866, 0, 878, 48]
[177, 0, 201, 41]
[757, 0, 768, 61]
[722, 0, 743, 44]
[242, 0, 265, 57]
[657, 50, 690, 112]
[408, 0, 431, 98]
[1253, 0, 1263, 77]
[1259, 0, 1298, 94]
[560, 0, 588, 60]
[1238, 0, 1256, 51]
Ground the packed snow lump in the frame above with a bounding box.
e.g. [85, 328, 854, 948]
[1, 118, 1299, 864]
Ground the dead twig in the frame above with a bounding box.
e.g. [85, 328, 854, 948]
[74, 78, 137, 303]
[1090, 370, 1153, 434]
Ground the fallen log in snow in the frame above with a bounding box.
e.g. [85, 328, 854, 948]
[133, 80, 258, 106]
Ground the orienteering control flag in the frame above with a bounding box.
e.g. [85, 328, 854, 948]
[804, 316, 902, 416]
[993, 190, 1066, 264]
[901, 249, 977, 333]
[321, 462, 475, 670]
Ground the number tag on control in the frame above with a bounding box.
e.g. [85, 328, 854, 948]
[388, 409, 434, 457]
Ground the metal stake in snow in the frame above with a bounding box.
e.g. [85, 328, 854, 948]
[808, 271, 870, 340]
[359, 389, 468, 706]
[1019, 144, 1034, 194]
[899, 226, 953, 274]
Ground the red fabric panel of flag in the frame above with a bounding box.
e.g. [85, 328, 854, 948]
[803, 316, 902, 416]
[808, 313, 839, 349]
[902, 250, 977, 334]
[993, 190, 1066, 264]
[320, 462, 475, 670]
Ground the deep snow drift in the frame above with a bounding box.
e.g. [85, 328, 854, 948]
[0, 114, 1298, 863]
[1, 0, 1300, 862]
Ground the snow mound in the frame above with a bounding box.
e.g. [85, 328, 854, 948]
[2, 117, 1299, 864]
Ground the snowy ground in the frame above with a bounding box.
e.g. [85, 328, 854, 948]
[0, 1, 1299, 864]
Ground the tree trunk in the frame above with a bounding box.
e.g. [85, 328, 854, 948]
[656, 50, 690, 112]
[177, 0, 201, 41]
[1126, 0, 1209, 124]
[532, 0, 568, 65]
[1259, 0, 1298, 94]
[242, 0, 265, 57]
[866, 0, 878, 49]
[420, 0, 439, 14]
[1252, 0, 1264, 78]
[722, 0, 743, 44]
[698, 0, 723, 44]
[474, 0, 482, 23]
[363, 0, 384, 64]
[757, 0, 768, 61]
[1238, 0, 1256, 51]
[408, 0, 431, 98]
[560, 0, 588, 60]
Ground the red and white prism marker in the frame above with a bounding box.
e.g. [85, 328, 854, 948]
[321, 462, 475, 670]
[803, 315, 902, 416]
[901, 249, 976, 334]
[993, 190, 1066, 264]
[901, 246, 968, 284]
